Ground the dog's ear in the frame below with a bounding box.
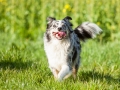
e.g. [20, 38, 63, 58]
[46, 17, 56, 29]
[47, 17, 56, 23]
[63, 16, 72, 20]
[63, 16, 73, 26]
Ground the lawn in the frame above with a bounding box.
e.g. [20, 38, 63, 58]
[0, 32, 119, 90]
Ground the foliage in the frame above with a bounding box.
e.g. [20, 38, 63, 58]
[0, 0, 120, 41]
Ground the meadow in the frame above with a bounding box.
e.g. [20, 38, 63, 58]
[0, 0, 120, 90]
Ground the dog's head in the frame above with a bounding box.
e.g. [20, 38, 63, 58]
[46, 16, 73, 41]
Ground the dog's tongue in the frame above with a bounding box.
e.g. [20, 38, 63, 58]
[57, 31, 66, 37]
[53, 31, 66, 39]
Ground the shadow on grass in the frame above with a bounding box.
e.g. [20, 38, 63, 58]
[0, 43, 33, 70]
[0, 60, 32, 70]
[79, 70, 120, 84]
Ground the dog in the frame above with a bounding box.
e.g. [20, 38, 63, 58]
[44, 16, 102, 81]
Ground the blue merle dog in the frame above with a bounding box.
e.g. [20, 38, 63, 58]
[44, 16, 102, 81]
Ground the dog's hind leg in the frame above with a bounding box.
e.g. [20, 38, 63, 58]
[72, 64, 79, 79]
[57, 65, 72, 81]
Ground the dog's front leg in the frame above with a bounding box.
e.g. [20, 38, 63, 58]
[58, 65, 71, 81]
[50, 67, 59, 79]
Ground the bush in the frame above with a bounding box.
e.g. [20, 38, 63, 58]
[0, 0, 120, 41]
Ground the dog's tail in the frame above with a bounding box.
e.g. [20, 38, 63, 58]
[74, 22, 102, 41]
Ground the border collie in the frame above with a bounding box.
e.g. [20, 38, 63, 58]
[44, 16, 102, 81]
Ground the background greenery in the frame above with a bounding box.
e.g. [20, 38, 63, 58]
[0, 0, 120, 90]
[1, 0, 120, 41]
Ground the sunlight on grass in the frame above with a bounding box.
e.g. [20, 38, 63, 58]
[0, 32, 120, 89]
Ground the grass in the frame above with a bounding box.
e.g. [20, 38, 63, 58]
[0, 32, 120, 90]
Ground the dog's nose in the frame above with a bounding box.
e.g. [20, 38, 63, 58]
[58, 27, 62, 31]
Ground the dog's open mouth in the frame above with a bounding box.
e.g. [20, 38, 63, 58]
[52, 31, 66, 40]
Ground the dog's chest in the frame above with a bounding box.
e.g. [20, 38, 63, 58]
[44, 40, 71, 70]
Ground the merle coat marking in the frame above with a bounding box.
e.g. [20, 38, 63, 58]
[44, 16, 102, 81]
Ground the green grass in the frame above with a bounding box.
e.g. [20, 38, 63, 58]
[0, 32, 120, 90]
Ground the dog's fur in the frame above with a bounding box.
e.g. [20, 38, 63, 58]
[44, 16, 102, 81]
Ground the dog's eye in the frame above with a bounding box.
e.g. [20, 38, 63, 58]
[53, 25, 57, 28]
[62, 25, 67, 29]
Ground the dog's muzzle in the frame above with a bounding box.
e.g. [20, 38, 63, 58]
[52, 31, 66, 40]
